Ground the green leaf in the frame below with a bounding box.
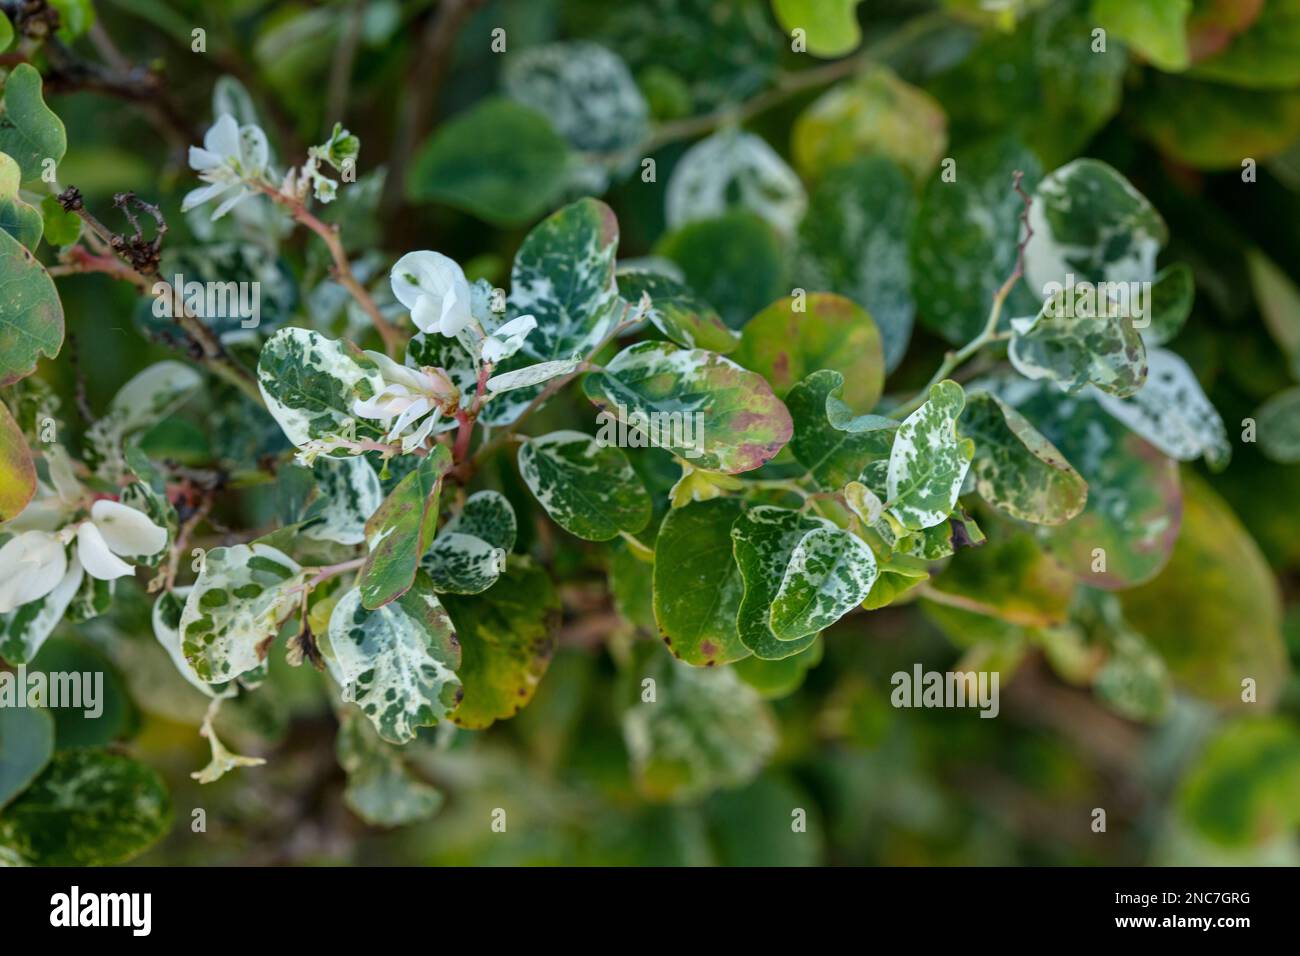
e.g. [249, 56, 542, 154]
[27, 637, 132, 748]
[583, 340, 793, 474]
[301, 455, 384, 546]
[518, 430, 651, 541]
[1008, 380, 1182, 589]
[617, 269, 739, 353]
[510, 197, 621, 365]
[180, 542, 305, 683]
[0, 398, 34, 522]
[961, 390, 1087, 525]
[406, 98, 572, 227]
[731, 505, 825, 660]
[1009, 302, 1148, 398]
[0, 12, 11, 53]
[326, 575, 462, 744]
[0, 749, 170, 866]
[503, 41, 648, 154]
[0, 151, 41, 248]
[926, 531, 1076, 628]
[1145, 262, 1195, 346]
[886, 380, 974, 530]
[795, 156, 916, 370]
[0, 706, 52, 809]
[257, 327, 386, 453]
[655, 211, 785, 329]
[792, 65, 947, 182]
[771, 0, 862, 57]
[732, 292, 885, 411]
[786, 369, 895, 491]
[0, 225, 63, 387]
[1188, 0, 1300, 89]
[336, 709, 442, 827]
[0, 65, 67, 183]
[1024, 158, 1167, 295]
[50, 0, 96, 43]
[1121, 474, 1289, 708]
[652, 497, 750, 666]
[443, 557, 559, 730]
[1177, 718, 1300, 848]
[910, 135, 1043, 344]
[359, 445, 451, 610]
[1092, 0, 1191, 72]
[1093, 347, 1231, 469]
[732, 637, 823, 699]
[769, 525, 877, 640]
[1254, 385, 1300, 464]
[1246, 249, 1300, 379]
[619, 642, 776, 803]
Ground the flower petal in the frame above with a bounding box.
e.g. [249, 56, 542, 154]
[203, 114, 241, 161]
[91, 500, 168, 557]
[181, 181, 233, 212]
[76, 522, 139, 580]
[0, 531, 66, 613]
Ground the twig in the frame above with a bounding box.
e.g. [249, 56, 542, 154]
[326, 0, 366, 127]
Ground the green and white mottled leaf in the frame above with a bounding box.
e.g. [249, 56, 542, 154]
[617, 269, 739, 353]
[406, 330, 478, 408]
[442, 557, 559, 729]
[886, 380, 974, 530]
[584, 340, 793, 473]
[910, 135, 1043, 344]
[1254, 385, 1300, 464]
[0, 749, 170, 866]
[518, 430, 650, 541]
[1093, 347, 1231, 470]
[666, 127, 806, 237]
[732, 293, 885, 410]
[359, 445, 451, 610]
[1024, 158, 1167, 297]
[301, 455, 384, 546]
[620, 642, 776, 803]
[510, 197, 621, 364]
[257, 327, 385, 453]
[153, 586, 233, 699]
[0, 226, 63, 387]
[787, 369, 895, 491]
[0, 706, 52, 809]
[794, 156, 915, 370]
[1009, 302, 1148, 398]
[421, 531, 506, 594]
[0, 65, 67, 183]
[485, 357, 580, 395]
[652, 497, 750, 666]
[444, 489, 516, 552]
[769, 525, 876, 641]
[326, 575, 461, 744]
[336, 708, 442, 827]
[961, 390, 1086, 524]
[0, 557, 82, 666]
[731, 506, 825, 660]
[84, 360, 202, 479]
[180, 543, 304, 683]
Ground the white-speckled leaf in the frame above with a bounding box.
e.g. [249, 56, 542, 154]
[180, 543, 304, 683]
[326, 576, 462, 745]
[1093, 347, 1230, 470]
[517, 430, 650, 541]
[1009, 301, 1148, 398]
[257, 327, 386, 453]
[421, 531, 506, 594]
[731, 505, 827, 660]
[151, 587, 235, 699]
[443, 490, 516, 552]
[666, 127, 807, 237]
[486, 357, 580, 395]
[302, 455, 384, 545]
[886, 380, 974, 530]
[769, 525, 877, 641]
[85, 361, 202, 480]
[336, 708, 442, 826]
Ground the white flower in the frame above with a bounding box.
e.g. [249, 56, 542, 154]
[182, 114, 271, 220]
[390, 251, 473, 337]
[351, 349, 457, 444]
[0, 530, 68, 613]
[73, 500, 168, 582]
[482, 314, 537, 364]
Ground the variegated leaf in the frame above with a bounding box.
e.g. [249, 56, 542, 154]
[0, 557, 82, 665]
[518, 430, 650, 541]
[769, 525, 877, 641]
[617, 269, 739, 353]
[886, 380, 974, 530]
[786, 369, 895, 491]
[666, 127, 806, 237]
[180, 543, 305, 683]
[84, 361, 201, 480]
[444, 490, 516, 552]
[326, 575, 462, 744]
[152, 587, 234, 699]
[422, 531, 506, 594]
[336, 708, 442, 827]
[583, 340, 793, 473]
[961, 390, 1087, 525]
[302, 455, 384, 546]
[731, 505, 826, 660]
[1009, 302, 1148, 398]
[486, 357, 580, 395]
[1093, 347, 1230, 470]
